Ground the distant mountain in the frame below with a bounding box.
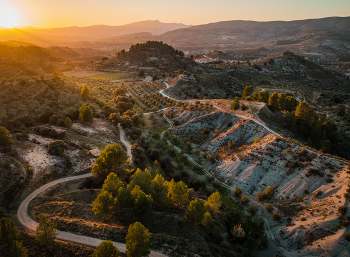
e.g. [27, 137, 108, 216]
[0, 20, 191, 46]
[30, 20, 191, 39]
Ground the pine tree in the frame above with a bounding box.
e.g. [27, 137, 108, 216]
[64, 117, 72, 128]
[80, 84, 90, 99]
[295, 101, 309, 122]
[186, 199, 204, 225]
[125, 222, 150, 257]
[205, 192, 222, 213]
[167, 180, 189, 205]
[92, 190, 115, 217]
[131, 186, 153, 217]
[202, 211, 214, 228]
[150, 160, 162, 177]
[35, 216, 58, 252]
[0, 126, 12, 148]
[268, 92, 279, 111]
[92, 240, 120, 257]
[278, 93, 287, 111]
[242, 86, 253, 100]
[0, 218, 20, 251]
[150, 174, 168, 209]
[91, 143, 129, 183]
[260, 90, 270, 103]
[79, 104, 94, 123]
[102, 173, 124, 197]
[286, 96, 298, 112]
[128, 169, 152, 194]
[11, 241, 28, 257]
[231, 97, 240, 111]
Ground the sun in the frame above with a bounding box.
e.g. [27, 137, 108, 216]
[0, 2, 19, 28]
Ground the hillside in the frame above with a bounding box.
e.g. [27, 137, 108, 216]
[168, 105, 350, 257]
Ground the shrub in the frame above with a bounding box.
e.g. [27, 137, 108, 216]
[0, 126, 12, 148]
[241, 195, 249, 205]
[233, 186, 243, 197]
[338, 206, 348, 216]
[295, 196, 303, 203]
[344, 233, 350, 242]
[326, 178, 333, 183]
[272, 211, 282, 221]
[79, 104, 94, 123]
[311, 190, 322, 199]
[248, 205, 258, 216]
[256, 186, 274, 202]
[265, 203, 273, 212]
[303, 189, 309, 195]
[300, 217, 306, 221]
[47, 140, 68, 155]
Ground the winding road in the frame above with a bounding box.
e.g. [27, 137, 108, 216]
[17, 125, 165, 257]
[17, 78, 291, 254]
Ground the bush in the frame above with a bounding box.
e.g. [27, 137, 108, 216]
[311, 190, 322, 199]
[233, 186, 243, 197]
[256, 186, 274, 202]
[344, 233, 350, 242]
[0, 126, 12, 148]
[265, 203, 273, 213]
[47, 140, 68, 155]
[272, 211, 282, 221]
[295, 196, 303, 203]
[338, 206, 348, 216]
[241, 195, 249, 205]
[248, 205, 258, 216]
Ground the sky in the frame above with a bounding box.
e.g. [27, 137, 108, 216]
[2, 0, 350, 28]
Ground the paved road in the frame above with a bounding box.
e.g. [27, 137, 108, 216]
[17, 126, 165, 256]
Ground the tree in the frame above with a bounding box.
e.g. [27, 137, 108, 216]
[178, 69, 184, 75]
[0, 218, 19, 251]
[295, 101, 309, 122]
[128, 169, 152, 194]
[92, 190, 115, 217]
[187, 199, 204, 225]
[260, 90, 270, 103]
[102, 173, 124, 197]
[11, 241, 28, 257]
[80, 84, 90, 99]
[79, 104, 94, 123]
[150, 174, 168, 209]
[202, 211, 214, 228]
[0, 126, 12, 148]
[205, 192, 222, 213]
[92, 240, 120, 257]
[231, 97, 240, 111]
[242, 86, 253, 100]
[92, 143, 129, 183]
[125, 222, 150, 257]
[131, 186, 153, 217]
[150, 160, 162, 177]
[278, 93, 287, 111]
[35, 216, 58, 252]
[167, 179, 189, 205]
[285, 96, 298, 112]
[268, 58, 274, 65]
[268, 92, 279, 112]
[64, 117, 72, 128]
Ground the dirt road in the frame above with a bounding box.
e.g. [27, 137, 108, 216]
[17, 126, 165, 256]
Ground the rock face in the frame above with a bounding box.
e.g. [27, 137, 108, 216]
[171, 106, 350, 257]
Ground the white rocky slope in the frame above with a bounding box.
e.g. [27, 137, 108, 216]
[170, 106, 350, 257]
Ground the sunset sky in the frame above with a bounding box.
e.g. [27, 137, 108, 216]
[2, 0, 350, 28]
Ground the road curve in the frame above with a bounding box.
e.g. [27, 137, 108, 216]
[17, 127, 165, 256]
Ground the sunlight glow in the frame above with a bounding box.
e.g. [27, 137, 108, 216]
[0, 2, 19, 28]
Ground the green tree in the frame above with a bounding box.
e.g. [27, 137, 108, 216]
[202, 211, 214, 228]
[0, 218, 20, 251]
[92, 143, 129, 183]
[150, 160, 162, 177]
[125, 222, 150, 257]
[268, 92, 279, 111]
[102, 173, 124, 197]
[128, 169, 152, 194]
[79, 103, 94, 123]
[64, 117, 72, 128]
[0, 126, 12, 148]
[187, 199, 204, 225]
[205, 192, 222, 213]
[242, 86, 253, 100]
[92, 190, 115, 217]
[115, 187, 131, 209]
[231, 97, 240, 111]
[150, 174, 168, 209]
[92, 240, 120, 257]
[260, 90, 270, 103]
[295, 101, 309, 122]
[285, 96, 298, 112]
[11, 241, 28, 257]
[278, 93, 287, 111]
[167, 180, 189, 205]
[80, 83, 90, 99]
[35, 216, 58, 252]
[131, 186, 153, 217]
